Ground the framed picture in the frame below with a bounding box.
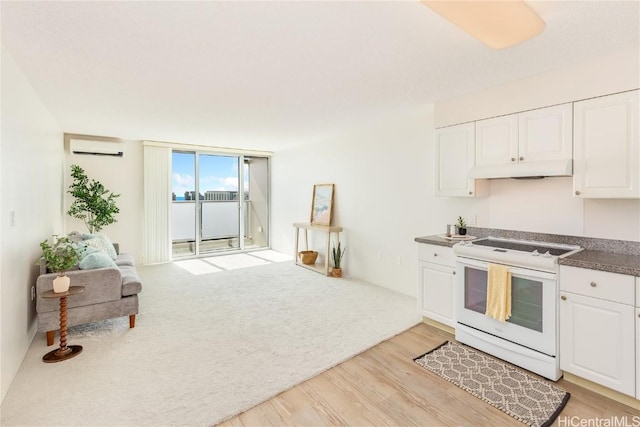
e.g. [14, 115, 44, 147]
[310, 184, 335, 226]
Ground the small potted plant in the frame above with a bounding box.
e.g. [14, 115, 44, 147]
[39, 235, 82, 293]
[456, 216, 467, 236]
[331, 242, 346, 278]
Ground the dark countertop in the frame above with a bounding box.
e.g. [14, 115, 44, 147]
[415, 227, 640, 277]
[559, 250, 640, 277]
[414, 234, 476, 248]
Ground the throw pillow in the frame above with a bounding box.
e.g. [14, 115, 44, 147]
[74, 243, 99, 257]
[79, 251, 117, 270]
[67, 231, 84, 244]
[83, 234, 117, 260]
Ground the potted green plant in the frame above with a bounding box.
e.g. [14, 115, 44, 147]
[331, 242, 346, 278]
[67, 164, 120, 233]
[456, 216, 467, 236]
[39, 236, 82, 293]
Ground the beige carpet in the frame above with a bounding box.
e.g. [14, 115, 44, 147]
[1, 257, 420, 426]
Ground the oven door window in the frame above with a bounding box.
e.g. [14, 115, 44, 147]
[464, 267, 544, 333]
[509, 276, 543, 332]
[464, 268, 488, 314]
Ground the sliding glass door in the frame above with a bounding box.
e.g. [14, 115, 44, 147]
[199, 153, 241, 253]
[171, 150, 269, 258]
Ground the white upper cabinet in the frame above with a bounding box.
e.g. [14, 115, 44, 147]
[472, 104, 573, 178]
[476, 114, 518, 166]
[434, 123, 486, 197]
[519, 103, 573, 163]
[573, 90, 640, 198]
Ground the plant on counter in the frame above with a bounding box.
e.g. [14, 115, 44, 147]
[456, 216, 467, 236]
[67, 164, 120, 233]
[331, 242, 346, 278]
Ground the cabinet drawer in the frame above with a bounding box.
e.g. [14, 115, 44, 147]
[417, 244, 455, 267]
[560, 266, 634, 305]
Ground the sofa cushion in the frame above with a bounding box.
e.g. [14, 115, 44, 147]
[79, 251, 117, 270]
[83, 234, 118, 260]
[115, 253, 135, 267]
[119, 265, 142, 296]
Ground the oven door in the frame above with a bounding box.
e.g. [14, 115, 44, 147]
[456, 257, 557, 356]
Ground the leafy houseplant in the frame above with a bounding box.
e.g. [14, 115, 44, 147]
[39, 236, 82, 293]
[331, 242, 346, 278]
[67, 164, 120, 233]
[456, 216, 467, 236]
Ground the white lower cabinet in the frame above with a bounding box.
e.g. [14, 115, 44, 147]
[636, 306, 640, 400]
[417, 244, 456, 327]
[559, 266, 636, 397]
[636, 277, 639, 400]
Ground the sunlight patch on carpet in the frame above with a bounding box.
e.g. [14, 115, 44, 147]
[204, 253, 271, 270]
[248, 249, 293, 263]
[175, 259, 223, 275]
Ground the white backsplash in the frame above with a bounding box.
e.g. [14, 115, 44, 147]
[486, 176, 640, 242]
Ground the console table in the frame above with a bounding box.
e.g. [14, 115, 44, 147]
[293, 222, 343, 276]
[41, 286, 85, 363]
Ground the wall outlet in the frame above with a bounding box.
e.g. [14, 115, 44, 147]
[469, 214, 477, 226]
[31, 286, 35, 301]
[395, 256, 402, 265]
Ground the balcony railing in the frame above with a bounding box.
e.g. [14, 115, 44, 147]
[172, 200, 247, 242]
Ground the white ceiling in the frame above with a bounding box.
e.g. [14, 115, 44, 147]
[2, 1, 639, 152]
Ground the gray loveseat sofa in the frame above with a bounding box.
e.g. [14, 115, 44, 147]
[36, 243, 142, 346]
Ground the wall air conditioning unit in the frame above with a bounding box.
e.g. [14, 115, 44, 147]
[69, 139, 125, 157]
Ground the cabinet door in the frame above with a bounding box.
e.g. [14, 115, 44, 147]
[559, 291, 635, 396]
[434, 123, 476, 197]
[475, 114, 518, 166]
[418, 261, 456, 327]
[637, 307, 640, 400]
[518, 103, 572, 163]
[574, 90, 640, 198]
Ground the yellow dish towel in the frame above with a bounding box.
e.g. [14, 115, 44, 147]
[485, 263, 512, 322]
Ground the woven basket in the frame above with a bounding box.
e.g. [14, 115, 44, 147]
[299, 250, 318, 265]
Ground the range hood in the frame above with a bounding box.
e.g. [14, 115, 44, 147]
[468, 159, 572, 179]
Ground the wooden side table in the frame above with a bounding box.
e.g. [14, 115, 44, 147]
[293, 222, 343, 276]
[41, 286, 85, 363]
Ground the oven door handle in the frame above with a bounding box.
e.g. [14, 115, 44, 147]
[455, 256, 557, 280]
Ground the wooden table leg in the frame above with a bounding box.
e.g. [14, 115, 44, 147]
[42, 296, 83, 363]
[56, 297, 71, 356]
[294, 226, 299, 265]
[325, 230, 331, 276]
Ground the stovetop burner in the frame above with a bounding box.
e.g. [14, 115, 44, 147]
[470, 238, 576, 256]
[453, 236, 582, 272]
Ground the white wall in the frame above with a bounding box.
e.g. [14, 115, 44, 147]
[271, 107, 489, 297]
[436, 48, 640, 128]
[63, 135, 144, 260]
[488, 177, 584, 236]
[1, 46, 64, 402]
[436, 47, 640, 241]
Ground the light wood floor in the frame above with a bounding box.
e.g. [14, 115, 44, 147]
[219, 323, 639, 426]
